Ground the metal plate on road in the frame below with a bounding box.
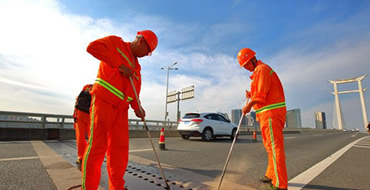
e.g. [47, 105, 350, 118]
[46, 140, 211, 190]
[125, 161, 210, 190]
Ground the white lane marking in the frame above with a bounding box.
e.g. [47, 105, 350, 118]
[353, 145, 370, 149]
[288, 136, 368, 190]
[129, 148, 153, 153]
[284, 137, 296, 140]
[352, 132, 359, 137]
[355, 143, 370, 146]
[0, 156, 38, 162]
[313, 134, 322, 136]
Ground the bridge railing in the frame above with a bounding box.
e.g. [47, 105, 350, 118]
[0, 111, 178, 131]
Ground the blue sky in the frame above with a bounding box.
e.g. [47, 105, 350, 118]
[0, 0, 369, 130]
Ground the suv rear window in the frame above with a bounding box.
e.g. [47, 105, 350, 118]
[183, 113, 200, 119]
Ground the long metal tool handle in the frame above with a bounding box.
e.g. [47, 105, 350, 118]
[217, 98, 249, 190]
[129, 77, 170, 190]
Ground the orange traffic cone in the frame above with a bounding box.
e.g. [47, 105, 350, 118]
[159, 128, 166, 150]
[252, 131, 257, 143]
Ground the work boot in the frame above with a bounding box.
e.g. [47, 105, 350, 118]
[258, 176, 272, 183]
[258, 183, 287, 190]
[76, 158, 82, 171]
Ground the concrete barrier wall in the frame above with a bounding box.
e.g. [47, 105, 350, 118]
[0, 128, 181, 141]
[0, 127, 341, 141]
[0, 128, 50, 140]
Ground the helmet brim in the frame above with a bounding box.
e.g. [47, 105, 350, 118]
[240, 58, 251, 68]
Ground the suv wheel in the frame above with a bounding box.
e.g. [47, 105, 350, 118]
[181, 135, 190, 140]
[230, 128, 237, 140]
[202, 128, 213, 141]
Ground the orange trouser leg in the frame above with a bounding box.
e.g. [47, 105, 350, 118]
[107, 105, 129, 190]
[82, 96, 109, 190]
[260, 114, 288, 189]
[82, 96, 129, 190]
[75, 111, 90, 160]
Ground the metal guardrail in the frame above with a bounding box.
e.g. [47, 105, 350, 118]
[0, 111, 178, 131]
[0, 111, 338, 132]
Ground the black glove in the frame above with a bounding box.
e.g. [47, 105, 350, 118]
[135, 107, 145, 121]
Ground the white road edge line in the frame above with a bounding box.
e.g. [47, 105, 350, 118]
[284, 137, 296, 140]
[355, 143, 370, 146]
[0, 156, 38, 162]
[129, 148, 153, 153]
[353, 145, 370, 149]
[287, 136, 368, 190]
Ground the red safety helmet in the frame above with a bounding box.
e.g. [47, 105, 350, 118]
[237, 48, 256, 67]
[137, 30, 158, 53]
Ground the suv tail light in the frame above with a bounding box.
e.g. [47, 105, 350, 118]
[191, 118, 203, 124]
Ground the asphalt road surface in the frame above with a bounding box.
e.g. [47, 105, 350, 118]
[45, 131, 370, 190]
[127, 131, 369, 190]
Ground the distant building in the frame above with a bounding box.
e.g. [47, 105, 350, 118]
[286, 109, 302, 128]
[231, 109, 247, 126]
[249, 111, 260, 129]
[315, 112, 327, 129]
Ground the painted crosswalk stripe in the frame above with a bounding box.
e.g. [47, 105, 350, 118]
[0, 156, 38, 162]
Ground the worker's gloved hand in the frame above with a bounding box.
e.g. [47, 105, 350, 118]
[245, 90, 250, 99]
[119, 64, 133, 77]
[242, 104, 251, 115]
[135, 107, 146, 121]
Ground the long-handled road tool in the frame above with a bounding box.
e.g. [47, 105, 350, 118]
[129, 77, 171, 190]
[217, 98, 249, 190]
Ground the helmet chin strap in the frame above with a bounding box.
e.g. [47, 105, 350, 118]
[251, 57, 256, 68]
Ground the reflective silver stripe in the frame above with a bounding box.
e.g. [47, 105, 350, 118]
[117, 48, 132, 67]
[82, 95, 96, 189]
[95, 78, 134, 103]
[133, 72, 140, 80]
[270, 69, 274, 76]
[127, 97, 133, 102]
[256, 102, 285, 114]
[95, 78, 125, 100]
[116, 48, 141, 81]
[269, 118, 279, 187]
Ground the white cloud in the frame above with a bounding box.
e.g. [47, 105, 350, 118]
[271, 35, 370, 129]
[0, 0, 369, 130]
[0, 0, 119, 114]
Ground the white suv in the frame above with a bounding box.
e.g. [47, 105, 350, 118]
[177, 112, 237, 141]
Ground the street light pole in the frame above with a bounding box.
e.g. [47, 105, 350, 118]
[164, 67, 170, 123]
[161, 62, 178, 125]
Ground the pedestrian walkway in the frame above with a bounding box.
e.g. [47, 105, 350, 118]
[0, 140, 104, 190]
[0, 140, 216, 190]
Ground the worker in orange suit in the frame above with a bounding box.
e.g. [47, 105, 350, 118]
[238, 48, 288, 190]
[73, 84, 93, 170]
[82, 30, 158, 190]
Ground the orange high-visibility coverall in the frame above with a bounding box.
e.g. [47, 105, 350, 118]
[249, 60, 287, 189]
[82, 35, 141, 190]
[73, 84, 92, 160]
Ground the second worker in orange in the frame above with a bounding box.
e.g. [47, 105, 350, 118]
[238, 48, 288, 190]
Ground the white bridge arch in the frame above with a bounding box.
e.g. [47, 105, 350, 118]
[329, 74, 368, 130]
